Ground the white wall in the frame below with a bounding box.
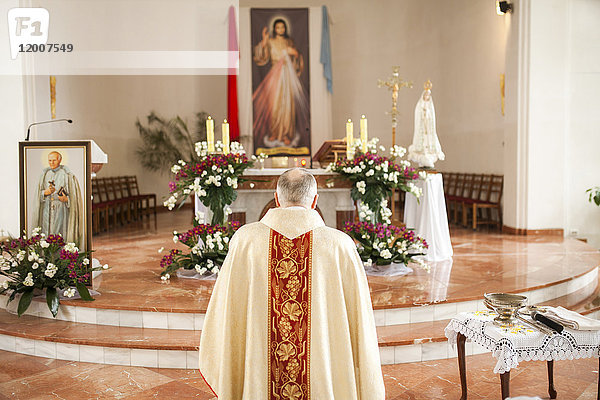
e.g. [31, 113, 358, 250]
[32, 75, 226, 199]
[0, 0, 27, 237]
[566, 0, 600, 245]
[503, 0, 600, 237]
[23, 0, 508, 203]
[525, 0, 568, 229]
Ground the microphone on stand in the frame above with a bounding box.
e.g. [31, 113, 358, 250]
[25, 119, 73, 141]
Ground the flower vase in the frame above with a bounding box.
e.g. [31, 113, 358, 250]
[364, 261, 413, 277]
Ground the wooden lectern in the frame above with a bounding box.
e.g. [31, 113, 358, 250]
[313, 140, 348, 168]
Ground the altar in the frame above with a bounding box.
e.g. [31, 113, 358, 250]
[229, 168, 354, 229]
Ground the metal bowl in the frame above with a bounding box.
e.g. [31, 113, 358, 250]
[484, 293, 528, 326]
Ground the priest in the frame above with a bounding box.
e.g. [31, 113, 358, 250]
[199, 168, 385, 399]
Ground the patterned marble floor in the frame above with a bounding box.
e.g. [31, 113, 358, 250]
[0, 349, 597, 399]
[76, 211, 600, 313]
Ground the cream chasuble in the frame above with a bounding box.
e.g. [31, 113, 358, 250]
[199, 207, 385, 399]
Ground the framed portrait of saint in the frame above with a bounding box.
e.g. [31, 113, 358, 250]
[251, 8, 311, 157]
[19, 141, 92, 254]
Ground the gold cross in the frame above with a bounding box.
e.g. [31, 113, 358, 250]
[378, 66, 413, 146]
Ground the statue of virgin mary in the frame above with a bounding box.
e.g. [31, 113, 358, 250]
[407, 80, 445, 169]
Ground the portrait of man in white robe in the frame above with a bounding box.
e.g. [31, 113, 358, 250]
[31, 150, 84, 248]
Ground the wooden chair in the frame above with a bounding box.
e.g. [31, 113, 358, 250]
[467, 174, 503, 230]
[447, 173, 466, 224]
[91, 178, 110, 234]
[125, 176, 157, 218]
[443, 172, 457, 220]
[98, 177, 129, 226]
[452, 173, 474, 224]
[461, 174, 484, 227]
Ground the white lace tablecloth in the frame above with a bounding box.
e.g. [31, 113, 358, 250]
[445, 311, 600, 374]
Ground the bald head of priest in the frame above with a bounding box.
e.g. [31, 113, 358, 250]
[274, 167, 319, 210]
[199, 167, 385, 399]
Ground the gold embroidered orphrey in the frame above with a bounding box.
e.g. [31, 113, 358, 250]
[268, 229, 312, 400]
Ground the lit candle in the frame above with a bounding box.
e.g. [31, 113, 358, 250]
[346, 118, 354, 159]
[222, 119, 230, 155]
[360, 115, 368, 153]
[206, 116, 215, 152]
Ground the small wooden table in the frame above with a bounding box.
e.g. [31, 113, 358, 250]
[447, 312, 600, 400]
[456, 332, 600, 399]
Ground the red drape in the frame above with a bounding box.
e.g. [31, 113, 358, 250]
[228, 6, 240, 141]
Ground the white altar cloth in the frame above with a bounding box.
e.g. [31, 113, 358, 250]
[404, 173, 453, 261]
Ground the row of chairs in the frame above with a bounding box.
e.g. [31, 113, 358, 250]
[91, 176, 156, 234]
[443, 173, 503, 230]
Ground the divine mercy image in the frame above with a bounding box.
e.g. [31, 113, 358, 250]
[251, 8, 311, 156]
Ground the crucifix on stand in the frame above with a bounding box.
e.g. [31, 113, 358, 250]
[378, 66, 413, 223]
[378, 66, 413, 146]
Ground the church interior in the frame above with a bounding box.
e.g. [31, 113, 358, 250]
[1, 0, 600, 398]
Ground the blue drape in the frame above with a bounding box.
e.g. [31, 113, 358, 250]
[320, 5, 333, 93]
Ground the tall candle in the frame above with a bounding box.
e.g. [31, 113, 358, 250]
[222, 119, 230, 155]
[346, 118, 354, 159]
[360, 115, 368, 153]
[206, 116, 215, 152]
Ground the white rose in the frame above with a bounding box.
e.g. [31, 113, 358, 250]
[380, 249, 393, 259]
[23, 272, 34, 286]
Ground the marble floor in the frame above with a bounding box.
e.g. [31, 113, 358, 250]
[0, 349, 597, 399]
[78, 211, 600, 313]
[2, 211, 600, 397]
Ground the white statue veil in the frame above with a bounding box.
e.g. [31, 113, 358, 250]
[407, 83, 445, 168]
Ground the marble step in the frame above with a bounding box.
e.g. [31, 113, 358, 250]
[2, 280, 600, 370]
[4, 266, 597, 330]
[0, 309, 469, 368]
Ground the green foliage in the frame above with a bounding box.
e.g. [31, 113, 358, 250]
[46, 287, 59, 317]
[587, 187, 600, 206]
[136, 111, 209, 173]
[0, 232, 103, 317]
[76, 283, 94, 301]
[17, 289, 33, 317]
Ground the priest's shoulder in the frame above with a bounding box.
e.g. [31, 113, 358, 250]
[230, 221, 270, 242]
[312, 225, 355, 248]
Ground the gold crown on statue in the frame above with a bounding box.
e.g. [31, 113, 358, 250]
[424, 80, 433, 91]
